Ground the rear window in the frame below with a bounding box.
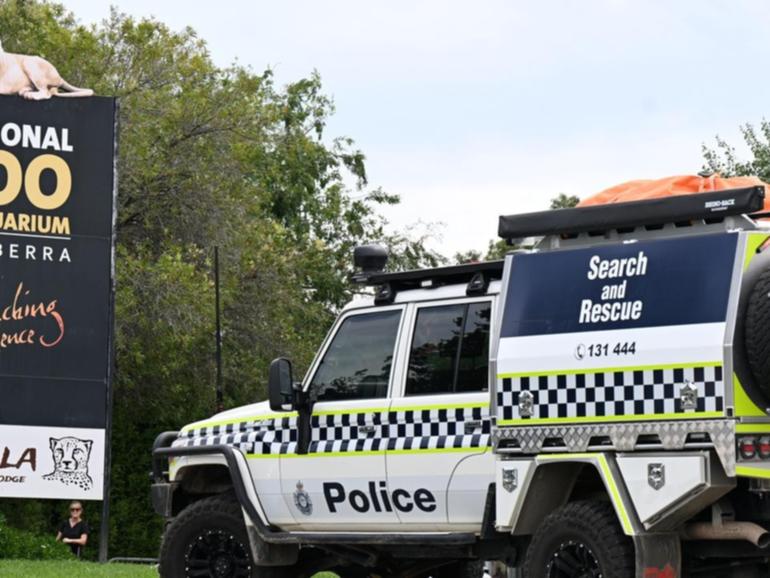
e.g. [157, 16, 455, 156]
[406, 302, 491, 396]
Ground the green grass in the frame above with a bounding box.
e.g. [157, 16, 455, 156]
[0, 560, 157, 577]
[0, 560, 338, 577]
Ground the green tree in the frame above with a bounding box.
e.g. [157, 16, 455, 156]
[703, 121, 770, 181]
[549, 193, 581, 209]
[453, 249, 483, 264]
[0, 0, 440, 558]
[484, 239, 511, 260]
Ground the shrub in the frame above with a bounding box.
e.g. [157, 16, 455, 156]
[0, 513, 71, 561]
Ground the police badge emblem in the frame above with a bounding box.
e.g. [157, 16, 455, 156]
[294, 480, 313, 515]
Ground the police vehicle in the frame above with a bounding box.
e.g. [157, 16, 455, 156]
[152, 185, 770, 577]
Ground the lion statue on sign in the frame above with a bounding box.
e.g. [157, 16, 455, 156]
[0, 40, 93, 100]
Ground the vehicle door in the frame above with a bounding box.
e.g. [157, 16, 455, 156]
[280, 305, 403, 531]
[386, 297, 494, 531]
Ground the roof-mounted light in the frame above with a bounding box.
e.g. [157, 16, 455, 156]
[351, 244, 389, 284]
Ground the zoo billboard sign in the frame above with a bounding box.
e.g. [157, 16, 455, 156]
[0, 96, 116, 500]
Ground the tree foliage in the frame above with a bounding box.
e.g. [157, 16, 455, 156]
[0, 0, 439, 558]
[549, 193, 580, 210]
[703, 121, 770, 181]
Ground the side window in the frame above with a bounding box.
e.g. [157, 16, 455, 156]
[456, 303, 491, 392]
[406, 301, 491, 396]
[310, 310, 401, 402]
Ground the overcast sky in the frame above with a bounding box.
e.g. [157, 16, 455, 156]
[59, 0, 770, 256]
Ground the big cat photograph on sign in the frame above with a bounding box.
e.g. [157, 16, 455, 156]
[0, 96, 116, 501]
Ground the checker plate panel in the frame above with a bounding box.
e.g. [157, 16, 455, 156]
[493, 419, 736, 475]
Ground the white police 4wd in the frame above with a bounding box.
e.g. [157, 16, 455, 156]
[153, 185, 770, 578]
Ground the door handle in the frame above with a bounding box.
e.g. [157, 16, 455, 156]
[464, 420, 482, 434]
[358, 424, 376, 435]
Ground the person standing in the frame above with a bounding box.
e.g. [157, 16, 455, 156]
[56, 501, 89, 558]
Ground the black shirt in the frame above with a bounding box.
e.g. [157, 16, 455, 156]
[58, 519, 89, 557]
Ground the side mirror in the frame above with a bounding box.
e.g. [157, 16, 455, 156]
[268, 358, 295, 412]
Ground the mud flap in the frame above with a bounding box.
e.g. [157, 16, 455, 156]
[634, 533, 681, 578]
[245, 522, 299, 566]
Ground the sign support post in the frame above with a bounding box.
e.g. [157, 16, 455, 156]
[215, 246, 223, 413]
[98, 101, 119, 563]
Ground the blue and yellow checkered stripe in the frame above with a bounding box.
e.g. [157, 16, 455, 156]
[175, 405, 491, 457]
[497, 363, 724, 425]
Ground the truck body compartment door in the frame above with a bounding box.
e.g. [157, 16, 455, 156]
[616, 451, 733, 530]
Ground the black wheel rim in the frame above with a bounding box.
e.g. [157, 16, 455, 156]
[545, 540, 602, 578]
[185, 529, 252, 578]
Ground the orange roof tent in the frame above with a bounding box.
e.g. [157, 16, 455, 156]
[579, 174, 770, 213]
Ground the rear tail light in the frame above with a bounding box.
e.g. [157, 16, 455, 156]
[740, 437, 757, 460]
[759, 437, 770, 460]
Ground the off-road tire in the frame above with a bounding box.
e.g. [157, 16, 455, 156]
[745, 267, 770, 393]
[523, 500, 634, 578]
[158, 492, 293, 578]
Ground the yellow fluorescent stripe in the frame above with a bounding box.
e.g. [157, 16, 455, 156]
[538, 453, 633, 535]
[744, 233, 770, 271]
[736, 465, 770, 479]
[246, 446, 488, 460]
[315, 402, 486, 417]
[736, 424, 770, 433]
[733, 373, 768, 418]
[597, 457, 634, 535]
[497, 361, 722, 379]
[498, 411, 723, 426]
[379, 402, 486, 413]
[182, 403, 488, 432]
[537, 452, 596, 460]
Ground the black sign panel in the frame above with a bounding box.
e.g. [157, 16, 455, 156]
[501, 232, 738, 338]
[0, 96, 116, 429]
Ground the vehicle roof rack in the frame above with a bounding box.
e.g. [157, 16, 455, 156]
[362, 260, 504, 288]
[498, 186, 766, 241]
[353, 260, 504, 304]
